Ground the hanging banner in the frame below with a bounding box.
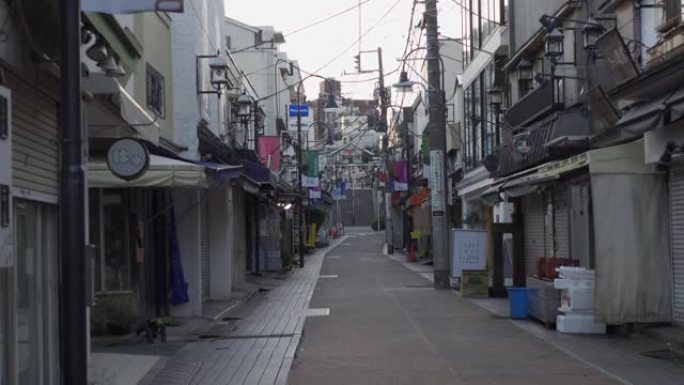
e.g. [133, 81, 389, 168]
[82, 0, 184, 13]
[257, 136, 282, 172]
[309, 187, 322, 199]
[392, 160, 408, 191]
[332, 180, 346, 200]
[301, 150, 320, 187]
[430, 150, 445, 216]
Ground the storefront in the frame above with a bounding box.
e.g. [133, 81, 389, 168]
[1, 67, 61, 385]
[498, 140, 672, 324]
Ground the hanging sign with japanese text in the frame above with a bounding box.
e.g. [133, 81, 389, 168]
[430, 150, 445, 216]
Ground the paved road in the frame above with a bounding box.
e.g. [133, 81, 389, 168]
[288, 233, 620, 385]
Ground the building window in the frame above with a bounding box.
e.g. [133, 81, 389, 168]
[90, 189, 132, 293]
[146, 63, 165, 118]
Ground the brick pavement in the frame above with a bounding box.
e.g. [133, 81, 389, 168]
[143, 236, 346, 385]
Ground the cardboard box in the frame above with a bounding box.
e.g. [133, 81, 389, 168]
[460, 270, 489, 297]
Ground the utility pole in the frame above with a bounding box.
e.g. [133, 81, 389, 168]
[425, 0, 450, 288]
[60, 0, 87, 384]
[377, 47, 393, 254]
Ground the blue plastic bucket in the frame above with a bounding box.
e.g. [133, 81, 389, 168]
[507, 287, 528, 319]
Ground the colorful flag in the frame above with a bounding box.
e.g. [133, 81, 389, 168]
[392, 160, 408, 191]
[82, 0, 184, 14]
[257, 136, 282, 172]
[301, 150, 320, 187]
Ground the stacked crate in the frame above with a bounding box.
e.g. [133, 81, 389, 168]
[554, 267, 606, 334]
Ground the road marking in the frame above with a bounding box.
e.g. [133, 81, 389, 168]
[318, 274, 339, 279]
[303, 308, 330, 317]
[327, 256, 342, 259]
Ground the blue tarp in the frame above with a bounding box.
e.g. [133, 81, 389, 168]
[169, 208, 190, 305]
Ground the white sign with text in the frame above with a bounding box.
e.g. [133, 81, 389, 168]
[451, 229, 487, 277]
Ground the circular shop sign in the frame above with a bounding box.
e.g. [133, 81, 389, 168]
[106, 138, 150, 180]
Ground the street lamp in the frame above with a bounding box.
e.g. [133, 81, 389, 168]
[582, 17, 604, 51]
[516, 59, 534, 93]
[236, 91, 254, 149]
[488, 85, 503, 111]
[196, 52, 231, 96]
[323, 94, 340, 113]
[392, 70, 417, 93]
[545, 27, 564, 62]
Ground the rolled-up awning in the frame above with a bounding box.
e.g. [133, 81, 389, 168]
[84, 74, 160, 145]
[88, 155, 207, 188]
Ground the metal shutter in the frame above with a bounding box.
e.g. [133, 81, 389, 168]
[523, 194, 545, 277]
[10, 73, 59, 196]
[670, 168, 684, 325]
[553, 188, 570, 259]
[200, 191, 210, 301]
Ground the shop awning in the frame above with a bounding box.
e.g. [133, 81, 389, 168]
[494, 139, 648, 195]
[195, 160, 243, 181]
[88, 155, 208, 188]
[615, 94, 669, 135]
[84, 74, 160, 145]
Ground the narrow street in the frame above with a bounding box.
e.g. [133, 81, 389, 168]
[288, 233, 684, 385]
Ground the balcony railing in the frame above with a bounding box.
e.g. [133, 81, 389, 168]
[506, 80, 557, 127]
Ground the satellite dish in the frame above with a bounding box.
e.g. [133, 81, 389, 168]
[483, 154, 499, 173]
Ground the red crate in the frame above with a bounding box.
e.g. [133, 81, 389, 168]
[537, 257, 579, 279]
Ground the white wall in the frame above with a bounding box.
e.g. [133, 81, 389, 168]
[209, 186, 234, 300]
[171, 0, 228, 159]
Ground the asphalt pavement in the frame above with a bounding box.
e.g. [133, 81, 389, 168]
[288, 232, 623, 385]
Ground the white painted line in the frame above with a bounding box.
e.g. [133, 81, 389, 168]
[327, 256, 342, 259]
[318, 275, 339, 279]
[302, 308, 330, 317]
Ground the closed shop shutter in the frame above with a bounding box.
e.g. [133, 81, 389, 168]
[200, 191, 210, 301]
[670, 168, 684, 325]
[523, 194, 545, 277]
[9, 72, 59, 196]
[553, 188, 570, 259]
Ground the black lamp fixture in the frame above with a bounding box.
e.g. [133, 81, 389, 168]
[392, 70, 416, 93]
[517, 59, 533, 82]
[197, 51, 231, 96]
[209, 55, 230, 92]
[545, 27, 564, 62]
[236, 91, 253, 119]
[488, 85, 503, 111]
[582, 16, 604, 51]
[539, 14, 605, 60]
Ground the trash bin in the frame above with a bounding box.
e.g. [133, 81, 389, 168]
[507, 287, 528, 319]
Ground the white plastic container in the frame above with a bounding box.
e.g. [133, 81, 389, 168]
[559, 288, 594, 311]
[557, 313, 606, 334]
[554, 278, 595, 290]
[557, 266, 596, 280]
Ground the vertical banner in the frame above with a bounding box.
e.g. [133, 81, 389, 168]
[0, 87, 12, 268]
[301, 150, 320, 187]
[430, 150, 445, 217]
[257, 136, 282, 171]
[392, 160, 408, 191]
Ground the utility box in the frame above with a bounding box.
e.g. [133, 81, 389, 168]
[460, 270, 489, 297]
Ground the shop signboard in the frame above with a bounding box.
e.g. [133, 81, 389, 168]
[451, 229, 487, 278]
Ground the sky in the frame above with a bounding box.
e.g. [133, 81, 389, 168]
[225, 0, 461, 102]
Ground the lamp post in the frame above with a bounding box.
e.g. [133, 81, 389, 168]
[295, 76, 339, 267]
[236, 91, 254, 149]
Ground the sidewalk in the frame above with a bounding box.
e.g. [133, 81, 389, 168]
[134, 236, 347, 385]
[385, 241, 684, 385]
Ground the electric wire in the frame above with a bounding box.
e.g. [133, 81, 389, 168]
[285, 0, 374, 37]
[311, 0, 405, 75]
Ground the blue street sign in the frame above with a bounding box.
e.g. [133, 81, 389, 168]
[288, 104, 310, 117]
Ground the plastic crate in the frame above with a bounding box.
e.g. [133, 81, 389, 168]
[537, 257, 579, 279]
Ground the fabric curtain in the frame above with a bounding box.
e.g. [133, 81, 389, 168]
[591, 173, 672, 323]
